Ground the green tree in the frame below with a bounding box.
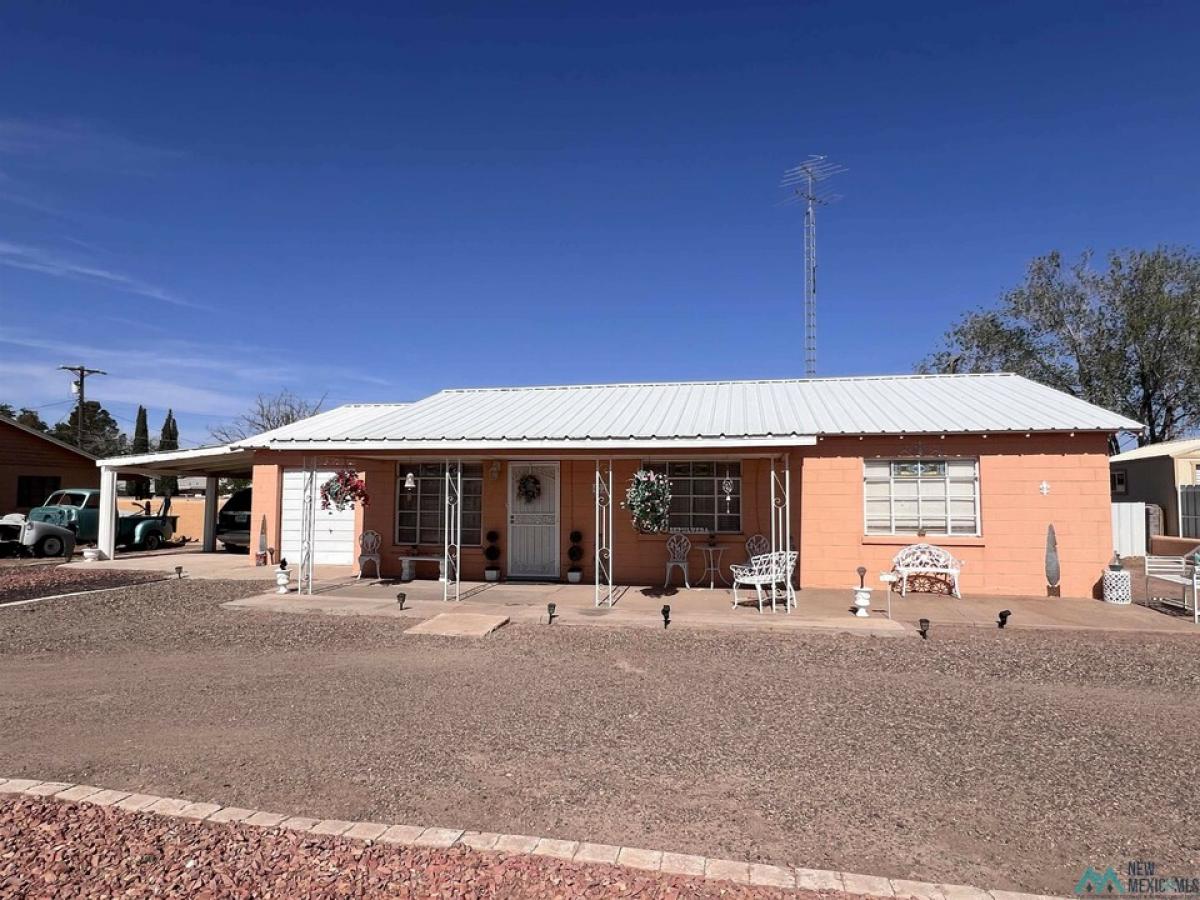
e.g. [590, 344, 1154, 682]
[16, 408, 49, 432]
[52, 401, 127, 456]
[157, 409, 179, 497]
[919, 246, 1200, 447]
[126, 405, 152, 498]
[0, 405, 49, 432]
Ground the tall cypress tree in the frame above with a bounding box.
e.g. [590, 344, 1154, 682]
[157, 409, 179, 497]
[129, 406, 151, 498]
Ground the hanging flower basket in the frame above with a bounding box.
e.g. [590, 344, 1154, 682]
[320, 469, 370, 512]
[623, 469, 672, 534]
[516, 473, 541, 504]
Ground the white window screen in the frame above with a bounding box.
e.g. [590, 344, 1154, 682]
[864, 459, 979, 536]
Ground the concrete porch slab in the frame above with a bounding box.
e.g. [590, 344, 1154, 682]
[404, 612, 510, 637]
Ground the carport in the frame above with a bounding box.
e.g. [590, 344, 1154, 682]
[93, 445, 255, 560]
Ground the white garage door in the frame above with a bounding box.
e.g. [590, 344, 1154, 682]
[280, 469, 356, 565]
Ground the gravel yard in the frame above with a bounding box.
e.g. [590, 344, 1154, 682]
[1, 795, 800, 899]
[1, 578, 1198, 895]
[0, 560, 166, 605]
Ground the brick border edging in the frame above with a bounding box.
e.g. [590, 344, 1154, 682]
[0, 777, 1057, 900]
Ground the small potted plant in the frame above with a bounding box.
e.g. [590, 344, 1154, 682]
[567, 530, 584, 583]
[484, 530, 501, 582]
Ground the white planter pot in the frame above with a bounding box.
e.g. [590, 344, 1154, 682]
[567, 570, 582, 584]
[275, 569, 292, 594]
[853, 586, 872, 617]
[485, 569, 500, 582]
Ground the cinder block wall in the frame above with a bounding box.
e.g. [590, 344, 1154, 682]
[799, 433, 1112, 598]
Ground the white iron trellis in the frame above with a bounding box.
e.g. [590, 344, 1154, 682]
[298, 457, 317, 595]
[594, 460, 614, 607]
[443, 459, 463, 602]
[769, 455, 794, 607]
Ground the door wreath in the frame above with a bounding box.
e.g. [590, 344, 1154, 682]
[516, 473, 542, 503]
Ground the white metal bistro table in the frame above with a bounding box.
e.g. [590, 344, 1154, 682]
[699, 545, 731, 589]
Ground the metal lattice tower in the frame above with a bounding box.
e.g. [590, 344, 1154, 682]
[782, 156, 846, 376]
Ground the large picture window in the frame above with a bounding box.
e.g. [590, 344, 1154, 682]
[863, 459, 979, 536]
[644, 461, 741, 533]
[395, 463, 482, 546]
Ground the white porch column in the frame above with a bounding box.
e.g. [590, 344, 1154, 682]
[201, 476, 219, 552]
[97, 466, 118, 560]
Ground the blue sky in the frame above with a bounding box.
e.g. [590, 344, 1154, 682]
[1, 1, 1197, 447]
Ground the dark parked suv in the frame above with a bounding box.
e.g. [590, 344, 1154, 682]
[215, 488, 252, 551]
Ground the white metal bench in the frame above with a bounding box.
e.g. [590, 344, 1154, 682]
[1144, 555, 1199, 622]
[892, 543, 963, 598]
[731, 550, 798, 613]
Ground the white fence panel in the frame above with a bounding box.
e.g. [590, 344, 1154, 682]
[1111, 501, 1147, 557]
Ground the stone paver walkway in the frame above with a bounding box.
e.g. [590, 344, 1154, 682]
[0, 775, 1055, 899]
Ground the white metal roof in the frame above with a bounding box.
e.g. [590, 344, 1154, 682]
[227, 373, 1141, 451]
[1110, 437, 1200, 463]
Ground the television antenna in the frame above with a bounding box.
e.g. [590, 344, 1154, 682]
[782, 156, 846, 376]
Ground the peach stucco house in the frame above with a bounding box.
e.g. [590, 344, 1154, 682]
[94, 373, 1141, 599]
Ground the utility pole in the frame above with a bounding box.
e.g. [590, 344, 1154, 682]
[782, 156, 846, 377]
[59, 365, 107, 450]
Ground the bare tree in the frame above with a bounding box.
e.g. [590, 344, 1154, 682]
[209, 389, 326, 443]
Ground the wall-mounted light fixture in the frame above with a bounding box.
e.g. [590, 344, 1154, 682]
[403, 472, 416, 491]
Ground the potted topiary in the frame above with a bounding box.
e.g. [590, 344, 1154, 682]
[567, 529, 584, 583]
[484, 530, 501, 582]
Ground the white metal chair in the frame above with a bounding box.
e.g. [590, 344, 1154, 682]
[357, 529, 382, 580]
[745, 533, 769, 559]
[664, 532, 692, 588]
[731, 550, 798, 613]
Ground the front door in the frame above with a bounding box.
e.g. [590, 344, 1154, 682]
[508, 462, 559, 579]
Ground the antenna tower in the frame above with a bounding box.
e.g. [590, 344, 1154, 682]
[782, 156, 846, 376]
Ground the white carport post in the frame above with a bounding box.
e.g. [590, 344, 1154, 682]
[201, 476, 219, 552]
[97, 465, 118, 560]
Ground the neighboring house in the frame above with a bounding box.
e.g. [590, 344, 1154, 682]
[1109, 438, 1200, 537]
[95, 373, 1141, 598]
[0, 414, 98, 514]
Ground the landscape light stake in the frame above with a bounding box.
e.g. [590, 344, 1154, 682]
[396, 592, 406, 609]
[918, 618, 930, 640]
[174, 565, 184, 580]
[547, 602, 557, 624]
[997, 609, 1011, 629]
[661, 604, 671, 629]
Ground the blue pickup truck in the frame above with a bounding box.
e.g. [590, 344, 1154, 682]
[21, 488, 177, 555]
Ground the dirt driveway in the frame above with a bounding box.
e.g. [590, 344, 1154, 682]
[1, 579, 1197, 895]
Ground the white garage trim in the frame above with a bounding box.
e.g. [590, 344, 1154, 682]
[280, 468, 355, 567]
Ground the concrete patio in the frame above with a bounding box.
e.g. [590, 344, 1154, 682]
[225, 573, 1199, 636]
[58, 547, 355, 583]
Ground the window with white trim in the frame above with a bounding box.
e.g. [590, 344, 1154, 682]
[644, 461, 741, 533]
[863, 459, 979, 536]
[395, 463, 482, 546]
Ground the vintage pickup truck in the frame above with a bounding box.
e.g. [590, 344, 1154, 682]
[18, 488, 177, 555]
